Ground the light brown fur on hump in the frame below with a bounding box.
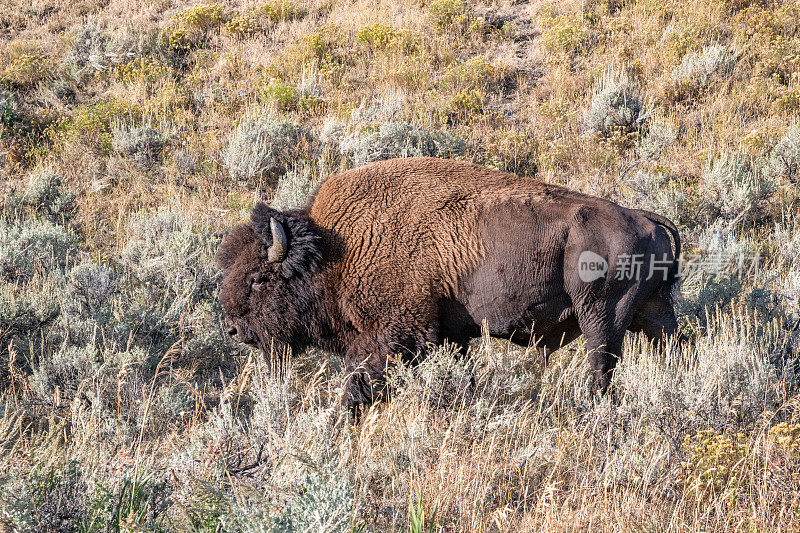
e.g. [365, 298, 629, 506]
[307, 157, 577, 303]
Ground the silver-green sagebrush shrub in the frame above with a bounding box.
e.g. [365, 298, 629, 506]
[271, 165, 315, 210]
[221, 469, 357, 533]
[773, 218, 800, 265]
[766, 125, 800, 183]
[171, 147, 197, 176]
[389, 341, 542, 431]
[320, 95, 398, 150]
[106, 27, 162, 64]
[222, 116, 314, 183]
[59, 263, 117, 346]
[677, 221, 753, 323]
[702, 152, 776, 224]
[274, 470, 356, 533]
[672, 44, 736, 88]
[152, 381, 195, 420]
[677, 222, 794, 329]
[348, 92, 403, 124]
[0, 461, 173, 533]
[67, 24, 109, 72]
[111, 121, 166, 168]
[0, 276, 63, 387]
[623, 170, 697, 231]
[771, 219, 800, 323]
[337, 121, 466, 166]
[617, 310, 783, 438]
[0, 461, 89, 532]
[635, 120, 677, 161]
[1, 208, 239, 431]
[119, 210, 219, 306]
[118, 210, 234, 361]
[76, 346, 150, 436]
[0, 88, 18, 120]
[781, 269, 800, 326]
[583, 70, 649, 137]
[29, 345, 99, 400]
[0, 276, 62, 342]
[390, 343, 477, 411]
[167, 355, 357, 531]
[319, 117, 347, 146]
[299, 62, 324, 101]
[0, 219, 78, 283]
[0, 203, 245, 444]
[320, 92, 465, 166]
[677, 274, 743, 327]
[68, 263, 115, 317]
[3, 169, 76, 223]
[0, 260, 66, 386]
[119, 211, 215, 284]
[183, 368, 329, 478]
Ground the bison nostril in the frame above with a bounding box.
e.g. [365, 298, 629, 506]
[227, 326, 238, 337]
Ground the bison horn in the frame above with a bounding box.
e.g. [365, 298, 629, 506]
[267, 218, 288, 262]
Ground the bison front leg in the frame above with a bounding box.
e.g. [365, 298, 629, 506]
[340, 322, 439, 414]
[341, 342, 390, 414]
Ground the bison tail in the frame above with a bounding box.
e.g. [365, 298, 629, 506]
[637, 210, 681, 302]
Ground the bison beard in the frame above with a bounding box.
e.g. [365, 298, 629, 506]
[217, 157, 682, 413]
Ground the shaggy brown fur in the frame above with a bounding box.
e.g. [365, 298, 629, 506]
[218, 157, 681, 410]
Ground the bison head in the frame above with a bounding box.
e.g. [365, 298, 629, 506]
[217, 203, 324, 356]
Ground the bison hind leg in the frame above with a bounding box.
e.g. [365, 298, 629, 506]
[584, 335, 624, 395]
[572, 301, 627, 395]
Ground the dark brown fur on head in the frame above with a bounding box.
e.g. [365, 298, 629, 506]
[216, 204, 328, 355]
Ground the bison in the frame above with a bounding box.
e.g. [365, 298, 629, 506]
[217, 157, 681, 410]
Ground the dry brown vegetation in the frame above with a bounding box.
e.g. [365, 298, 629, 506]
[1, 0, 800, 530]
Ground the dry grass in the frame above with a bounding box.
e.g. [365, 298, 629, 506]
[1, 307, 798, 531]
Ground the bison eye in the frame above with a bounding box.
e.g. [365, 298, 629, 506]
[247, 272, 266, 292]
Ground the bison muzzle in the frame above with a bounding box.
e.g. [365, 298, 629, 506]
[217, 157, 681, 411]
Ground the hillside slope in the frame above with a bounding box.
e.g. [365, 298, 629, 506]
[1, 0, 799, 530]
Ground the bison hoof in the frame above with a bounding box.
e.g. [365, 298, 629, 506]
[340, 391, 370, 422]
[341, 372, 387, 411]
